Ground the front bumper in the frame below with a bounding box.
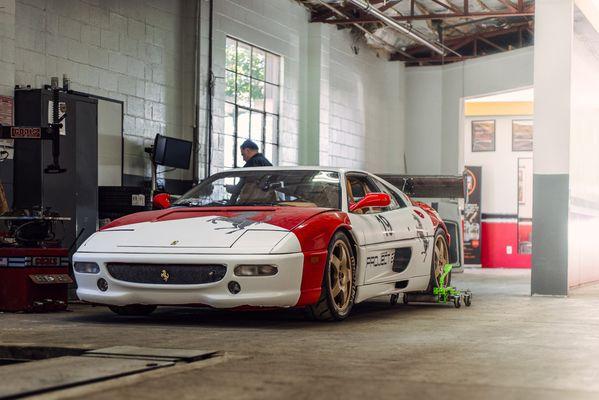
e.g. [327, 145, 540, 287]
[73, 252, 304, 308]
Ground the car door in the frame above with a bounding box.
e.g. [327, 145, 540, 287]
[345, 173, 416, 285]
[346, 173, 432, 286]
[371, 176, 435, 281]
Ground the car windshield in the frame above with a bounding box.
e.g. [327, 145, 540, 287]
[174, 170, 341, 209]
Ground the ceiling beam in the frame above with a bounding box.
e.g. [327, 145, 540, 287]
[477, 36, 506, 52]
[377, 0, 401, 12]
[393, 21, 532, 59]
[496, 0, 519, 11]
[403, 55, 479, 64]
[311, 10, 534, 23]
[429, 0, 461, 13]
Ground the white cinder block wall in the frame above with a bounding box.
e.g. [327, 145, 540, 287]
[10, 0, 196, 182]
[0, 0, 15, 96]
[327, 27, 405, 172]
[1, 0, 407, 186]
[207, 0, 406, 174]
[405, 47, 534, 175]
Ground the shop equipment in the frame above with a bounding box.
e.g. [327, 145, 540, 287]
[392, 264, 472, 308]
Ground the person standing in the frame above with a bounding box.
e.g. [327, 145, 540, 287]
[240, 139, 272, 167]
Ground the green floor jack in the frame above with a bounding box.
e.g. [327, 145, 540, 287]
[390, 264, 472, 308]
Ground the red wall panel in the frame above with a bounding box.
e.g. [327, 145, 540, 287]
[481, 221, 531, 268]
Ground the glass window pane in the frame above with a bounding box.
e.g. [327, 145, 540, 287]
[224, 134, 235, 168]
[237, 108, 250, 140]
[265, 114, 278, 143]
[226, 38, 236, 72]
[265, 83, 279, 114]
[251, 48, 265, 80]
[266, 53, 280, 84]
[264, 143, 276, 165]
[225, 103, 235, 135]
[250, 111, 263, 143]
[237, 42, 251, 76]
[225, 70, 236, 104]
[237, 75, 250, 107]
[251, 79, 264, 111]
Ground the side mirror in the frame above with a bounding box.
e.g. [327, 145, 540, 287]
[153, 193, 171, 209]
[349, 193, 391, 212]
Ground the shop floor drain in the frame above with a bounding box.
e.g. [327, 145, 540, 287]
[0, 345, 219, 399]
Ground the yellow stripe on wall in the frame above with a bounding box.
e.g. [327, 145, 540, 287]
[464, 101, 534, 116]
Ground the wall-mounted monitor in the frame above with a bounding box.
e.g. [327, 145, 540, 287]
[152, 134, 192, 169]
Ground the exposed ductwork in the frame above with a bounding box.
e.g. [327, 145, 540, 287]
[345, 0, 447, 55]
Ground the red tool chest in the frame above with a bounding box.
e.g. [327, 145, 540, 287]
[0, 248, 72, 312]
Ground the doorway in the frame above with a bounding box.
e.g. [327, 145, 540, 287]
[462, 88, 534, 268]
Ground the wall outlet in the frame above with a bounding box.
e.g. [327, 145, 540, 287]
[506, 245, 513, 255]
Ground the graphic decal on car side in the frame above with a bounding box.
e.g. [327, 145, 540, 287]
[375, 214, 393, 237]
[366, 250, 395, 269]
[412, 212, 429, 261]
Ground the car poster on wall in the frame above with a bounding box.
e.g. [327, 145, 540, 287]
[472, 120, 495, 152]
[463, 166, 482, 265]
[512, 120, 533, 151]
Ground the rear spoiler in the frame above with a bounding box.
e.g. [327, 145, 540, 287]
[375, 174, 464, 199]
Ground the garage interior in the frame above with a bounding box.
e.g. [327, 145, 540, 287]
[1, 0, 599, 399]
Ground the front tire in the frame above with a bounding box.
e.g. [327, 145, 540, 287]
[426, 228, 450, 294]
[307, 232, 357, 321]
[108, 305, 157, 316]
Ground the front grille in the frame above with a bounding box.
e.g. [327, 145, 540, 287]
[106, 263, 227, 285]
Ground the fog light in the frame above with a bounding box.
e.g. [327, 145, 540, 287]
[97, 278, 108, 292]
[234, 265, 278, 276]
[74, 262, 100, 274]
[228, 281, 241, 294]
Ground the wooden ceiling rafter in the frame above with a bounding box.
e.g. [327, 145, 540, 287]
[311, 9, 534, 24]
[304, 0, 534, 66]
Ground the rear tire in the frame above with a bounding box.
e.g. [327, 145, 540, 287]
[426, 228, 450, 294]
[108, 305, 157, 316]
[307, 231, 357, 321]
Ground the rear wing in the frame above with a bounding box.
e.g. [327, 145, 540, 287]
[375, 174, 465, 199]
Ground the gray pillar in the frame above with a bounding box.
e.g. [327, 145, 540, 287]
[531, 0, 572, 296]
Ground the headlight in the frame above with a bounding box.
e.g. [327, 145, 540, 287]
[74, 262, 100, 274]
[234, 265, 278, 277]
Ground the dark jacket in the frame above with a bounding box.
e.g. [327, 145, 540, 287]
[243, 153, 272, 167]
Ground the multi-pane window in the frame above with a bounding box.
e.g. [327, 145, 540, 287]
[224, 37, 280, 168]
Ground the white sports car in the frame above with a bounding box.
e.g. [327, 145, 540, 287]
[73, 167, 451, 321]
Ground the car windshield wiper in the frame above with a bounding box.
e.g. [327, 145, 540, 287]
[235, 201, 279, 206]
[174, 200, 229, 207]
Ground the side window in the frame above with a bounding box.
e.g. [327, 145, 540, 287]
[346, 174, 391, 214]
[374, 179, 408, 209]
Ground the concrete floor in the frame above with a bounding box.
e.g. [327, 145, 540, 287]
[2, 268, 599, 400]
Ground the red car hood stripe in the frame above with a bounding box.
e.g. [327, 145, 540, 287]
[101, 206, 335, 232]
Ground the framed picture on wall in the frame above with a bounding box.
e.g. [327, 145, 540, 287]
[512, 120, 533, 151]
[471, 120, 495, 152]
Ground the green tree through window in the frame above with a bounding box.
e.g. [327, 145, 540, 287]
[224, 37, 280, 168]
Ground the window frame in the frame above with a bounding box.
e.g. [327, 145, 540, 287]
[224, 37, 281, 168]
[372, 177, 407, 210]
[346, 172, 395, 214]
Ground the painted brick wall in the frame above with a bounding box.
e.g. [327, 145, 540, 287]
[208, 0, 308, 172]
[2, 0, 408, 185]
[12, 0, 196, 181]
[327, 27, 405, 172]
[0, 0, 15, 96]
[208, 0, 406, 173]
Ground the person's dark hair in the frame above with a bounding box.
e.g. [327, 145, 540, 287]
[240, 139, 259, 150]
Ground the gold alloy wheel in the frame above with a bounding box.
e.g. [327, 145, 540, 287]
[328, 239, 353, 311]
[433, 235, 449, 288]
